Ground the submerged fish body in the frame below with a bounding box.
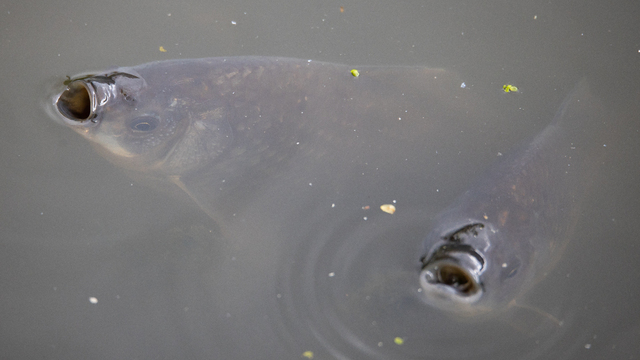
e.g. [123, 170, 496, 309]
[419, 80, 605, 315]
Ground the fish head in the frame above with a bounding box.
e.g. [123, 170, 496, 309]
[419, 221, 529, 315]
[53, 67, 232, 176]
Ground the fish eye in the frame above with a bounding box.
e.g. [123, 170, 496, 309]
[128, 116, 159, 132]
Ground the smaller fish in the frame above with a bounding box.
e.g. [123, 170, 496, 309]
[419, 80, 605, 315]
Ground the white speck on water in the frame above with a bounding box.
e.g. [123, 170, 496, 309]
[308, 59, 312, 62]
[398, 117, 402, 120]
[460, 82, 466, 88]
[167, 13, 171, 16]
[363, 217, 367, 220]
[502, 263, 507, 268]
[585, 344, 591, 349]
[328, 272, 335, 277]
[231, 20, 236, 25]
[331, 203, 335, 208]
[309, 183, 313, 186]
[378, 342, 383, 347]
[40, 212, 43, 215]
[89, 297, 98, 304]
[276, 294, 282, 298]
[296, 142, 300, 145]
[392, 200, 396, 203]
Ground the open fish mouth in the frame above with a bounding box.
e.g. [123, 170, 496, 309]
[420, 244, 484, 305]
[57, 80, 95, 122]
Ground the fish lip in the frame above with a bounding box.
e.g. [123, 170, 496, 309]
[419, 244, 485, 305]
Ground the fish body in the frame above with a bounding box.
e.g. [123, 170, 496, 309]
[51, 57, 493, 221]
[419, 80, 605, 314]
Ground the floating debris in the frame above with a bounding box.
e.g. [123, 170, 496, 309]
[394, 337, 404, 345]
[503, 84, 518, 93]
[380, 204, 396, 214]
[302, 350, 314, 358]
[159, 46, 167, 53]
[350, 69, 360, 77]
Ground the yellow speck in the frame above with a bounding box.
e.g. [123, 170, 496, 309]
[302, 350, 314, 359]
[394, 337, 404, 345]
[350, 69, 360, 77]
[503, 84, 518, 93]
[380, 204, 396, 214]
[159, 46, 167, 52]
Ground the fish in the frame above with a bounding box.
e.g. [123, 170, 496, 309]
[419, 79, 606, 316]
[49, 56, 499, 224]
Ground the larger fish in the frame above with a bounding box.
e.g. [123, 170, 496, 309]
[419, 79, 606, 315]
[50, 57, 496, 223]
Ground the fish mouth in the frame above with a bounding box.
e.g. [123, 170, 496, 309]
[56, 80, 96, 122]
[419, 244, 484, 306]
